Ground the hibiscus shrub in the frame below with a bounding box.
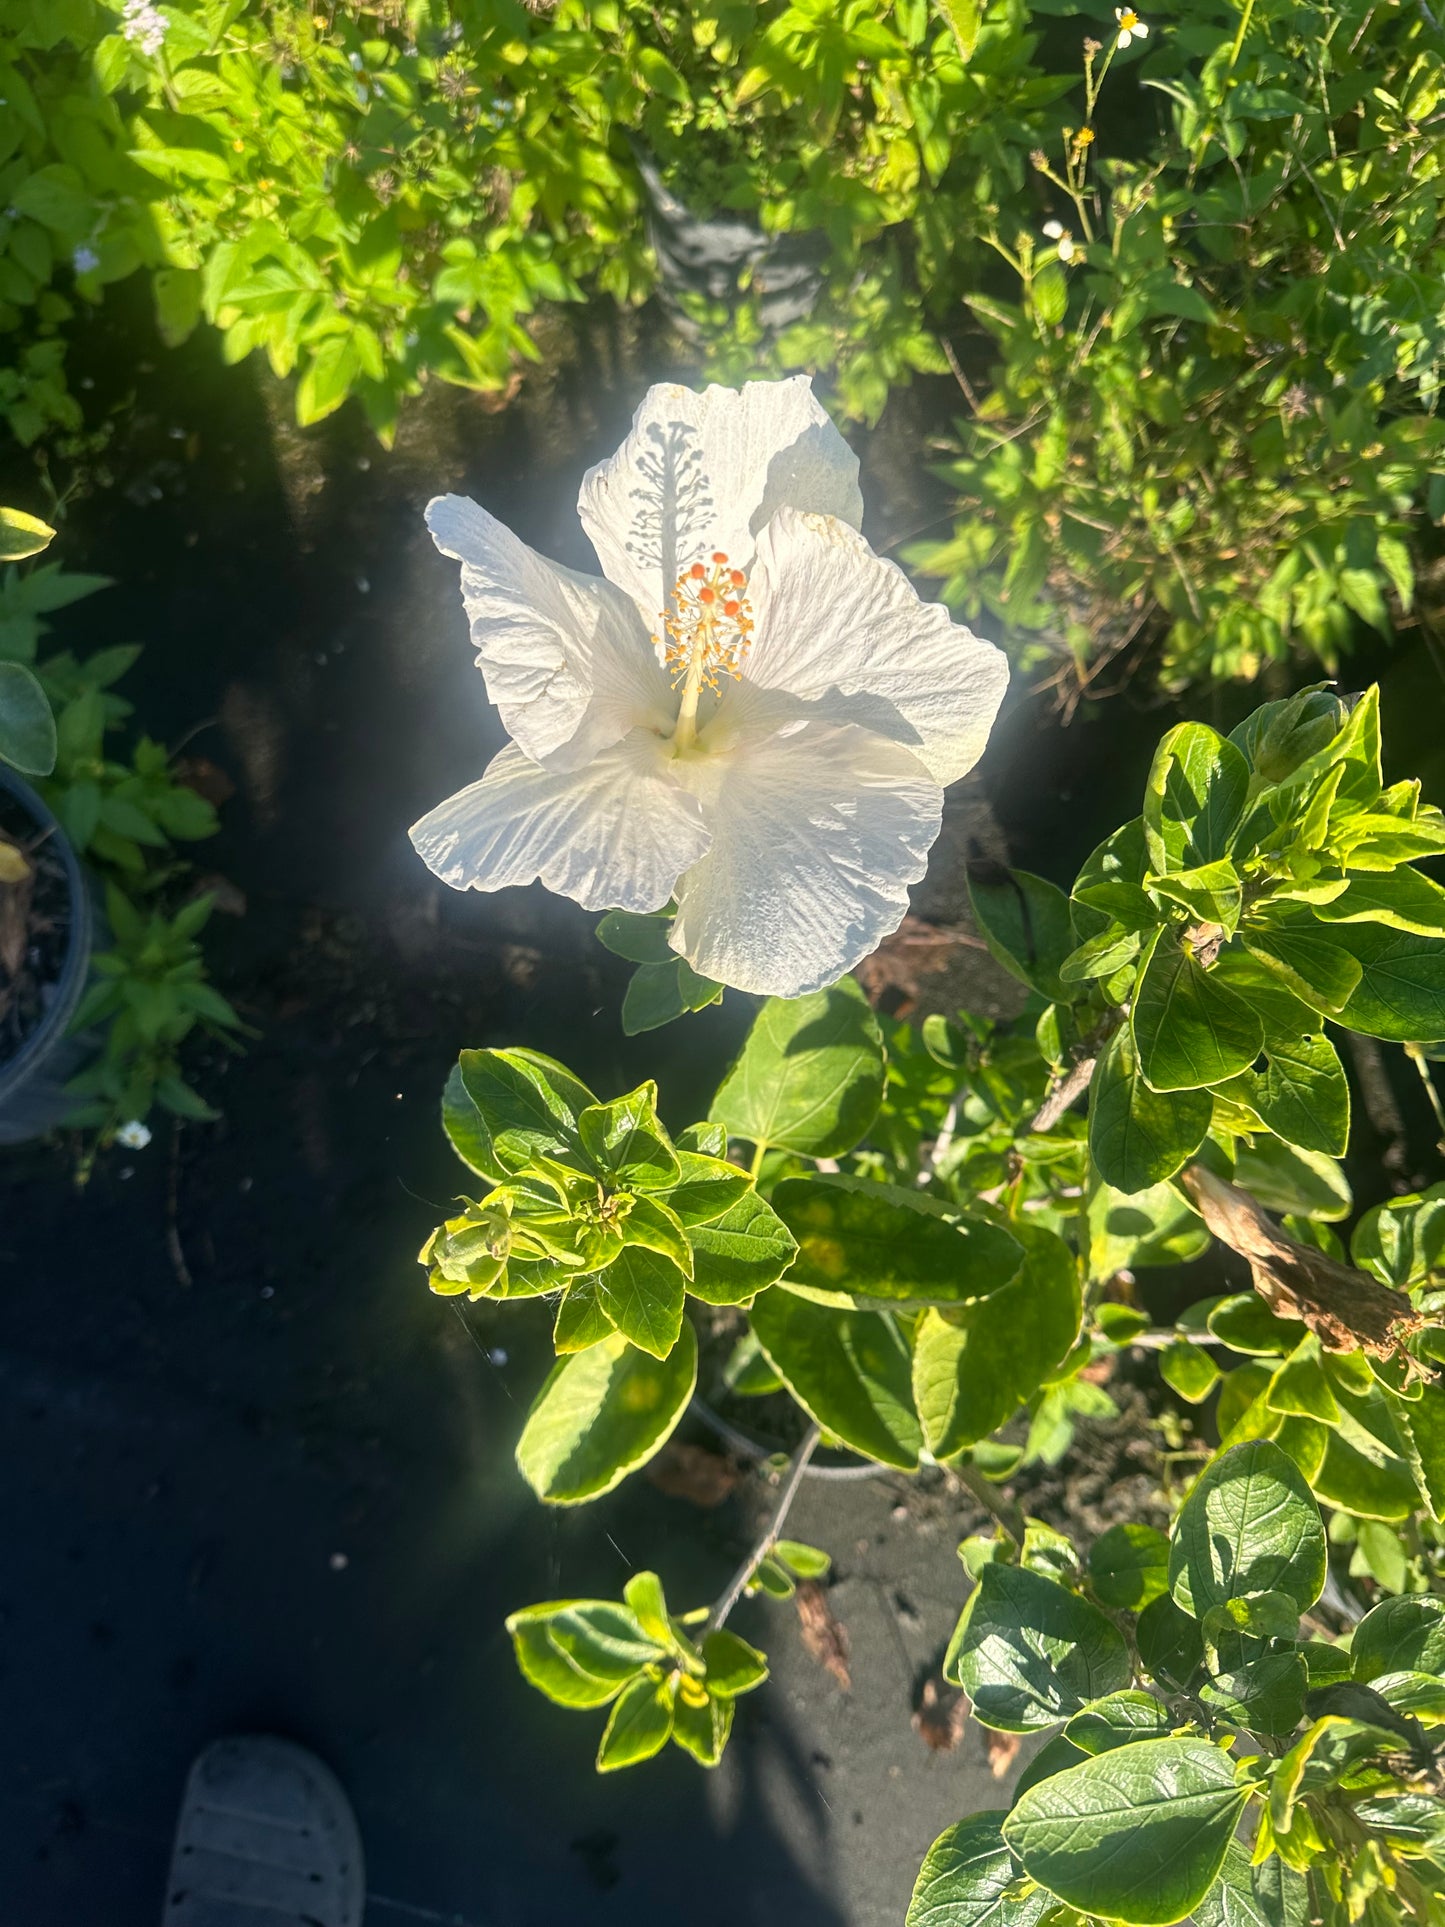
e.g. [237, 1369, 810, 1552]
[412, 382, 1445, 1922]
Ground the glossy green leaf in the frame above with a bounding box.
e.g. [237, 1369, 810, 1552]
[596, 1673, 673, 1771]
[552, 1278, 616, 1353]
[515, 1325, 696, 1504]
[671, 1687, 732, 1766]
[1088, 1522, 1171, 1611]
[1192, 1838, 1309, 1927]
[1328, 922, 1445, 1041]
[701, 1628, 768, 1697]
[1090, 1022, 1211, 1192]
[451, 1049, 596, 1180]
[1160, 1339, 1221, 1403]
[0, 506, 55, 560]
[1351, 1594, 1445, 1682]
[593, 1243, 688, 1357]
[1065, 1689, 1171, 1754]
[1003, 1738, 1247, 1926]
[1314, 868, 1445, 937]
[596, 909, 674, 963]
[912, 1220, 1081, 1457]
[1150, 858, 1242, 934]
[660, 1152, 752, 1227]
[944, 1563, 1130, 1731]
[1087, 1177, 1209, 1277]
[772, 1174, 1023, 1309]
[507, 1599, 666, 1709]
[967, 865, 1074, 1001]
[708, 978, 885, 1156]
[906, 1812, 1051, 1927]
[1219, 1032, 1349, 1156]
[1242, 924, 1361, 1015]
[619, 1193, 693, 1277]
[1170, 1439, 1326, 1615]
[685, 1189, 798, 1305]
[749, 1290, 922, 1468]
[579, 1081, 680, 1188]
[1231, 1137, 1351, 1221]
[1205, 1294, 1304, 1357]
[1135, 1594, 1204, 1689]
[1143, 722, 1250, 873]
[622, 956, 723, 1034]
[1132, 935, 1263, 1092]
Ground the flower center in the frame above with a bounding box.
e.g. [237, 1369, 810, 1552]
[659, 551, 754, 752]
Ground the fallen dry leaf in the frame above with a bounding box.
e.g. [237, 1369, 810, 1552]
[912, 1676, 968, 1752]
[985, 1729, 1022, 1779]
[189, 872, 247, 918]
[645, 1441, 740, 1509]
[794, 1580, 851, 1691]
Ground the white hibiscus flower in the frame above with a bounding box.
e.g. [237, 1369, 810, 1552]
[411, 377, 1008, 998]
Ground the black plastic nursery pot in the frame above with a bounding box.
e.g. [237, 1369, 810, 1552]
[0, 763, 93, 1145]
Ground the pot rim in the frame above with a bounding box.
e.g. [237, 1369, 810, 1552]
[0, 763, 93, 1104]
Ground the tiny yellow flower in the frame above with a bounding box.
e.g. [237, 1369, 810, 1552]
[1115, 7, 1149, 48]
[1074, 126, 1096, 147]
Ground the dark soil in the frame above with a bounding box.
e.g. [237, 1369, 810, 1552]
[0, 790, 71, 1071]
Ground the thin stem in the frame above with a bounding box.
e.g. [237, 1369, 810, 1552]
[1405, 1044, 1445, 1152]
[748, 1138, 767, 1181]
[954, 1462, 1027, 1546]
[1228, 0, 1256, 69]
[707, 1422, 821, 1632]
[688, 1396, 882, 1482]
[671, 650, 706, 752]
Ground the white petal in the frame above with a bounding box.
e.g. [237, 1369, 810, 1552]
[426, 494, 673, 770]
[738, 507, 1009, 787]
[577, 377, 864, 624]
[410, 732, 710, 914]
[669, 716, 941, 997]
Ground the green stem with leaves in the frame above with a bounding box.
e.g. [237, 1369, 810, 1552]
[707, 1422, 821, 1633]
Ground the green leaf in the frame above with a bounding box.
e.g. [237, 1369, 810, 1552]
[1088, 1522, 1171, 1611]
[515, 1326, 697, 1504]
[619, 1193, 693, 1277]
[578, 1081, 680, 1189]
[701, 1628, 768, 1697]
[1314, 869, 1445, 937]
[1231, 1138, 1351, 1221]
[1199, 1634, 1306, 1735]
[593, 1243, 688, 1357]
[1192, 1838, 1309, 1927]
[773, 1539, 831, 1579]
[671, 1688, 733, 1765]
[1160, 1340, 1221, 1404]
[596, 909, 673, 963]
[596, 1673, 674, 1771]
[552, 1278, 616, 1353]
[912, 1221, 1081, 1458]
[748, 1291, 922, 1469]
[1169, 1439, 1326, 1616]
[507, 1599, 665, 1708]
[1242, 924, 1361, 1015]
[1002, 1739, 1248, 1927]
[1205, 1294, 1304, 1356]
[1351, 1594, 1445, 1682]
[685, 1190, 797, 1305]
[967, 866, 1074, 1001]
[1064, 1690, 1171, 1753]
[1132, 935, 1263, 1092]
[622, 956, 723, 1033]
[708, 978, 885, 1156]
[1328, 923, 1445, 1042]
[1060, 924, 1142, 984]
[451, 1049, 596, 1180]
[659, 1152, 751, 1227]
[0, 506, 56, 560]
[944, 1563, 1130, 1731]
[0, 661, 56, 775]
[1144, 723, 1250, 874]
[153, 266, 203, 347]
[1087, 1177, 1209, 1277]
[1217, 1032, 1349, 1156]
[906, 1812, 1051, 1927]
[1135, 1595, 1204, 1689]
[622, 1570, 673, 1645]
[1149, 858, 1242, 935]
[1089, 1022, 1211, 1192]
[771, 1174, 1023, 1309]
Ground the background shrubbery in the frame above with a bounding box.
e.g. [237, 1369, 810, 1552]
[3, 0, 1442, 696]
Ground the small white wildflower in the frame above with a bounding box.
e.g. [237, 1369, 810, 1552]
[1115, 7, 1149, 47]
[121, 0, 168, 57]
[1043, 219, 1077, 263]
[116, 1119, 152, 1149]
[72, 244, 100, 274]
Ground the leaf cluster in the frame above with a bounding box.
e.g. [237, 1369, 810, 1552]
[915, 1439, 1445, 1927]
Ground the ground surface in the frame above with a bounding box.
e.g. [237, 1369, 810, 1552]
[2, 295, 1439, 1927]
